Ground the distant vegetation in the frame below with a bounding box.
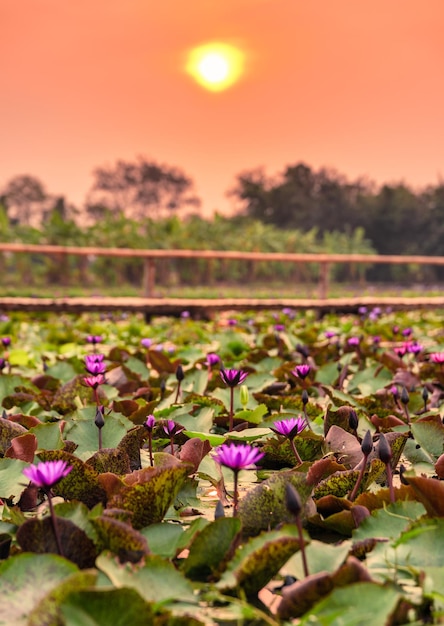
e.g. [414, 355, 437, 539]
[1, 158, 443, 289]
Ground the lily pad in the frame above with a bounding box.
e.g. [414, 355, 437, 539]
[38, 450, 107, 508]
[16, 516, 97, 568]
[106, 459, 191, 528]
[0, 552, 90, 626]
[91, 515, 149, 563]
[295, 581, 401, 625]
[96, 551, 196, 604]
[217, 524, 302, 597]
[60, 588, 154, 626]
[237, 470, 313, 536]
[181, 517, 241, 580]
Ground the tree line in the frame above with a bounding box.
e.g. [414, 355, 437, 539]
[1, 157, 443, 284]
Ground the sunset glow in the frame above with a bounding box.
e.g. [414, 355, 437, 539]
[1, 1, 444, 215]
[186, 42, 244, 92]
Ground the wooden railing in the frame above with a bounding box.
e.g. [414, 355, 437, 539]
[1, 242, 444, 299]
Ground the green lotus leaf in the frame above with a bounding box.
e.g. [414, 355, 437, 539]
[313, 459, 385, 500]
[38, 450, 107, 508]
[237, 470, 313, 537]
[0, 416, 27, 456]
[141, 521, 189, 558]
[86, 448, 131, 475]
[16, 516, 97, 568]
[180, 517, 241, 580]
[51, 375, 93, 415]
[0, 457, 29, 502]
[96, 551, 196, 604]
[107, 459, 191, 528]
[410, 418, 444, 463]
[217, 524, 302, 597]
[0, 552, 93, 626]
[60, 588, 154, 626]
[64, 412, 132, 460]
[352, 500, 427, 542]
[116, 425, 149, 471]
[29, 421, 65, 451]
[91, 515, 149, 563]
[291, 581, 401, 625]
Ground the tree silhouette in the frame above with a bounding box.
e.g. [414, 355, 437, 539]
[1, 175, 49, 225]
[86, 157, 201, 220]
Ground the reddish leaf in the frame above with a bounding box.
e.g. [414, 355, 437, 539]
[178, 438, 212, 473]
[5, 433, 37, 462]
[306, 457, 348, 486]
[403, 475, 444, 517]
[435, 454, 444, 479]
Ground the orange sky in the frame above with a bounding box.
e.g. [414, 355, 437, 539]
[1, 0, 444, 216]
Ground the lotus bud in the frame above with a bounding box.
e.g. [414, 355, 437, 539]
[348, 409, 359, 432]
[400, 386, 409, 406]
[240, 384, 249, 408]
[361, 430, 373, 456]
[377, 432, 392, 464]
[285, 482, 302, 517]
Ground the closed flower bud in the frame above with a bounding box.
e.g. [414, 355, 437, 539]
[95, 406, 105, 429]
[176, 365, 185, 381]
[285, 482, 302, 517]
[400, 386, 409, 406]
[361, 430, 373, 456]
[348, 409, 358, 431]
[377, 432, 392, 464]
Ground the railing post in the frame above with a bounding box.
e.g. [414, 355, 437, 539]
[319, 262, 330, 299]
[142, 258, 155, 297]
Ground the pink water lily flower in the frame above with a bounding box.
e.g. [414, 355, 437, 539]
[213, 442, 264, 472]
[23, 460, 72, 490]
[220, 368, 248, 387]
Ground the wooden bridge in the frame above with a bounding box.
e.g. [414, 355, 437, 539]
[0, 243, 443, 315]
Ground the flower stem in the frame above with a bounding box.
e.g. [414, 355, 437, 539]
[290, 438, 303, 466]
[385, 462, 395, 503]
[170, 436, 175, 456]
[232, 470, 239, 516]
[349, 456, 368, 501]
[174, 381, 181, 404]
[46, 491, 64, 557]
[148, 433, 153, 466]
[229, 387, 234, 431]
[295, 515, 309, 577]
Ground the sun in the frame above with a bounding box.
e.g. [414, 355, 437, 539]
[186, 42, 244, 92]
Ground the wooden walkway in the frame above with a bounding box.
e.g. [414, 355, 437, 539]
[0, 296, 443, 317]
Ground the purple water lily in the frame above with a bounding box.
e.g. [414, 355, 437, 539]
[145, 414, 156, 430]
[213, 442, 264, 515]
[163, 420, 185, 455]
[85, 354, 106, 375]
[270, 417, 306, 465]
[430, 352, 444, 364]
[271, 416, 307, 439]
[292, 364, 311, 380]
[86, 334, 103, 345]
[144, 414, 156, 465]
[84, 374, 106, 389]
[23, 460, 72, 489]
[347, 336, 361, 347]
[205, 353, 220, 367]
[213, 442, 264, 472]
[220, 369, 248, 387]
[220, 368, 249, 431]
[23, 460, 72, 557]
